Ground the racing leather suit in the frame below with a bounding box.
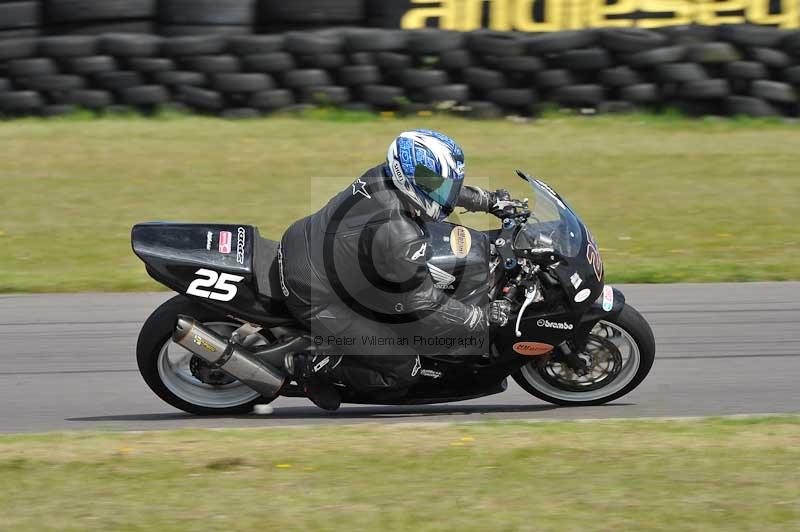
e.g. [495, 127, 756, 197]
[280, 164, 499, 400]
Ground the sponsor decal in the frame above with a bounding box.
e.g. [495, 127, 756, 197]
[391, 161, 404, 181]
[352, 178, 371, 199]
[218, 230, 232, 254]
[394, 302, 404, 313]
[236, 227, 246, 265]
[206, 231, 213, 251]
[313, 356, 330, 373]
[513, 342, 554, 356]
[187, 268, 244, 302]
[570, 272, 582, 289]
[192, 334, 217, 353]
[411, 355, 421, 377]
[537, 318, 574, 330]
[428, 263, 456, 290]
[602, 284, 614, 312]
[409, 242, 427, 262]
[574, 288, 591, 303]
[450, 226, 471, 258]
[420, 368, 443, 379]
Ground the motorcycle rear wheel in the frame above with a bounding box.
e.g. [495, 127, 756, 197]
[512, 303, 655, 406]
[137, 295, 276, 415]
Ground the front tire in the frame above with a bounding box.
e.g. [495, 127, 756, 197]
[137, 295, 275, 415]
[512, 303, 655, 406]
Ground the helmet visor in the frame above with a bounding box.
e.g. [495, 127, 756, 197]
[414, 164, 463, 216]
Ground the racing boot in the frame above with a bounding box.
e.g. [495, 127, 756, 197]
[287, 353, 342, 411]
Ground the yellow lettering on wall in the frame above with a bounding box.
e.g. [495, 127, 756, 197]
[458, 0, 483, 31]
[512, 0, 566, 32]
[747, 0, 800, 28]
[486, 0, 513, 31]
[692, 0, 747, 26]
[400, 0, 459, 30]
[587, 0, 637, 27]
[399, 0, 800, 32]
[635, 0, 693, 28]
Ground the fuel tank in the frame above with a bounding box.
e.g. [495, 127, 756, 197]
[422, 221, 490, 307]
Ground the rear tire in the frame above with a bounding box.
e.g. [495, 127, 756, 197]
[513, 304, 655, 406]
[137, 295, 275, 415]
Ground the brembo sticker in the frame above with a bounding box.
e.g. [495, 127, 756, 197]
[450, 226, 471, 258]
[512, 342, 554, 356]
[537, 319, 573, 330]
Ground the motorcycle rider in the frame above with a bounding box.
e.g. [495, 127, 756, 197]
[279, 129, 514, 410]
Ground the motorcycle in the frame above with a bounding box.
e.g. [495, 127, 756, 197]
[132, 171, 655, 414]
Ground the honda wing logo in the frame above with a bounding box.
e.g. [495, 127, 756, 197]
[427, 263, 456, 290]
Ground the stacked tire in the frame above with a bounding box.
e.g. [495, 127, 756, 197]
[2, 25, 800, 118]
[258, 0, 365, 32]
[43, 0, 155, 35]
[0, 1, 41, 39]
[158, 0, 255, 37]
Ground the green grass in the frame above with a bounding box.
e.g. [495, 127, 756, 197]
[2, 111, 799, 292]
[0, 417, 798, 531]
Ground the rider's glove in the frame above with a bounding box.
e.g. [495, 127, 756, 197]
[460, 186, 517, 219]
[487, 300, 512, 327]
[488, 189, 516, 219]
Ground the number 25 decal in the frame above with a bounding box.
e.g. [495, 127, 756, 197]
[187, 268, 243, 302]
[585, 231, 604, 282]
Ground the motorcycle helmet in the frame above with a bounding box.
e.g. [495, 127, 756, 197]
[386, 129, 465, 222]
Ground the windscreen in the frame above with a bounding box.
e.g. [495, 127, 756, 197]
[513, 178, 584, 258]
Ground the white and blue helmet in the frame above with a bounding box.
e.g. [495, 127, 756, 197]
[387, 129, 465, 222]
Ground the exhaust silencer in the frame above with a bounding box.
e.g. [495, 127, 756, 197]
[173, 315, 285, 397]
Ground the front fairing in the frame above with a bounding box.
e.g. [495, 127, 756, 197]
[515, 175, 605, 310]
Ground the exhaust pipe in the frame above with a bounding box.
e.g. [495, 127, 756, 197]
[173, 315, 286, 397]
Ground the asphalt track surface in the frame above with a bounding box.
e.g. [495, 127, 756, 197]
[1, 283, 798, 433]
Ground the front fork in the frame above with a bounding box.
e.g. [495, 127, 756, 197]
[555, 286, 627, 373]
[551, 341, 590, 375]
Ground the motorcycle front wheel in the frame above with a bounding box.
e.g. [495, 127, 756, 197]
[137, 295, 276, 415]
[512, 303, 655, 406]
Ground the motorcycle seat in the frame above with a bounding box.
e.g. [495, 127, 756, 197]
[252, 232, 286, 301]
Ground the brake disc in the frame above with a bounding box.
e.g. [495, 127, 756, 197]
[538, 335, 623, 392]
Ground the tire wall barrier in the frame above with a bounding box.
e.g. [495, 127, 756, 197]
[0, 3, 799, 118]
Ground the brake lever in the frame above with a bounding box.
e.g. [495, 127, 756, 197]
[515, 285, 538, 338]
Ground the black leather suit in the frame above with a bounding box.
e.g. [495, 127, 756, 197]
[280, 164, 495, 399]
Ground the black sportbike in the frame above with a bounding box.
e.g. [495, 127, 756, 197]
[133, 172, 655, 414]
